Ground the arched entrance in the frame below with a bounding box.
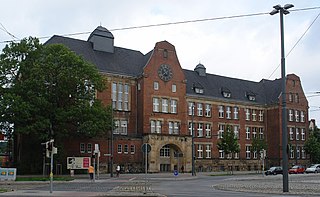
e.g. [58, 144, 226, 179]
[159, 144, 184, 172]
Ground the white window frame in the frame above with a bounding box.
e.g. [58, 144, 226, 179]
[233, 107, 239, 119]
[252, 109, 256, 121]
[300, 111, 305, 122]
[219, 149, 224, 159]
[226, 106, 231, 119]
[188, 102, 195, 116]
[234, 125, 239, 139]
[206, 144, 211, 158]
[246, 145, 251, 159]
[162, 98, 168, 113]
[124, 144, 128, 154]
[259, 110, 264, 122]
[295, 110, 300, 122]
[246, 127, 250, 140]
[205, 123, 211, 138]
[117, 144, 122, 154]
[170, 99, 177, 114]
[301, 128, 305, 140]
[197, 103, 203, 116]
[197, 123, 203, 137]
[130, 145, 135, 154]
[245, 108, 250, 121]
[153, 97, 160, 112]
[296, 127, 299, 140]
[289, 127, 294, 140]
[87, 143, 92, 153]
[289, 109, 293, 121]
[197, 144, 203, 158]
[172, 84, 176, 93]
[218, 105, 224, 118]
[218, 124, 224, 139]
[205, 104, 211, 117]
[154, 81, 159, 90]
[189, 122, 194, 136]
[80, 143, 85, 153]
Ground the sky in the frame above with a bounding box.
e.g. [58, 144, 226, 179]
[1, 0, 320, 124]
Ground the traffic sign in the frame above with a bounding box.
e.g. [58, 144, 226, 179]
[174, 170, 178, 176]
[141, 143, 151, 153]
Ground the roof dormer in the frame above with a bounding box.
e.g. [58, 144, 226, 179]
[194, 63, 206, 77]
[88, 26, 114, 53]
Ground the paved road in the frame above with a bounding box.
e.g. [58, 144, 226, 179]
[1, 172, 320, 196]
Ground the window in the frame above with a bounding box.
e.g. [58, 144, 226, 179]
[252, 127, 257, 139]
[197, 103, 203, 116]
[252, 109, 256, 121]
[218, 106, 224, 118]
[205, 124, 211, 138]
[205, 104, 211, 117]
[197, 123, 203, 137]
[226, 106, 231, 119]
[112, 82, 117, 109]
[259, 127, 264, 139]
[169, 121, 179, 135]
[188, 102, 195, 115]
[295, 93, 299, 103]
[172, 84, 176, 93]
[253, 147, 257, 159]
[289, 109, 293, 121]
[130, 145, 135, 154]
[219, 150, 224, 158]
[295, 110, 300, 122]
[290, 146, 294, 159]
[117, 144, 122, 154]
[117, 83, 123, 110]
[206, 145, 211, 158]
[160, 145, 170, 157]
[195, 88, 204, 94]
[234, 152, 239, 159]
[296, 128, 299, 140]
[301, 147, 306, 159]
[124, 84, 129, 111]
[289, 127, 294, 140]
[151, 120, 161, 133]
[162, 98, 168, 113]
[289, 93, 293, 102]
[114, 120, 128, 135]
[154, 82, 159, 90]
[218, 124, 224, 139]
[233, 107, 239, 119]
[297, 146, 300, 159]
[87, 143, 92, 153]
[246, 127, 250, 140]
[124, 144, 128, 154]
[300, 111, 305, 122]
[80, 143, 85, 153]
[301, 128, 305, 140]
[259, 110, 264, 122]
[197, 145, 203, 158]
[246, 145, 251, 159]
[189, 122, 195, 136]
[245, 108, 250, 121]
[163, 49, 168, 58]
[234, 125, 239, 139]
[170, 99, 177, 114]
[153, 98, 160, 112]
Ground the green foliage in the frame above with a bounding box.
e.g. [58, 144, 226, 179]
[0, 37, 112, 173]
[251, 137, 267, 155]
[305, 131, 320, 163]
[217, 125, 240, 155]
[0, 37, 111, 140]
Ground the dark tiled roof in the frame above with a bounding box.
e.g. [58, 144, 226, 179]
[45, 35, 152, 77]
[45, 34, 281, 106]
[184, 69, 281, 106]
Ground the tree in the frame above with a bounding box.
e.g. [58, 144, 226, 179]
[0, 37, 112, 173]
[305, 131, 320, 164]
[251, 136, 267, 158]
[217, 125, 240, 174]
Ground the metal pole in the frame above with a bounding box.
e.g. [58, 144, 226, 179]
[191, 104, 195, 176]
[144, 144, 147, 193]
[111, 105, 114, 177]
[280, 8, 289, 192]
[93, 154, 96, 182]
[50, 140, 53, 193]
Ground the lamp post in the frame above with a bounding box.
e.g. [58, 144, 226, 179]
[191, 104, 195, 176]
[270, 4, 294, 193]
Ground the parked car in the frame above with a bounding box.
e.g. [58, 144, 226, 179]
[289, 165, 305, 174]
[305, 164, 320, 173]
[265, 166, 283, 175]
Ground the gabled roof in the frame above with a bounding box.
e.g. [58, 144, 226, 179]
[184, 69, 282, 105]
[45, 35, 152, 77]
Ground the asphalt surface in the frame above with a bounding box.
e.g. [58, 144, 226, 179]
[0, 172, 320, 196]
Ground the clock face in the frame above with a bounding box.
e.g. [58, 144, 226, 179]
[158, 64, 173, 81]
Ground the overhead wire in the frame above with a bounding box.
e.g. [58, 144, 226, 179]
[267, 10, 320, 79]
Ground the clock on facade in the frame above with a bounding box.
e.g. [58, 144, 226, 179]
[158, 64, 173, 81]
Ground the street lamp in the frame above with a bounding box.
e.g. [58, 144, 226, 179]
[270, 4, 294, 193]
[191, 104, 195, 176]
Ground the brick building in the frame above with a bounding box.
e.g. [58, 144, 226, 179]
[46, 26, 309, 173]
